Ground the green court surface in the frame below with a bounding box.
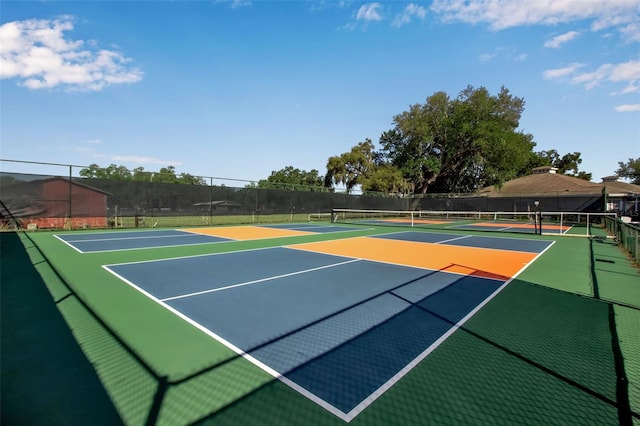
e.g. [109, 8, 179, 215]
[2, 223, 639, 426]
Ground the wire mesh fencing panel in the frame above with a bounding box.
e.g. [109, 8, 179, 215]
[606, 216, 640, 262]
[0, 160, 610, 232]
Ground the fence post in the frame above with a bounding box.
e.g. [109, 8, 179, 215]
[68, 165, 73, 230]
[209, 177, 213, 225]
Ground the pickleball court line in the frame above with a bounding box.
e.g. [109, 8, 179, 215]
[54, 231, 234, 254]
[102, 236, 556, 422]
[285, 244, 504, 282]
[54, 234, 85, 253]
[60, 239, 233, 254]
[101, 263, 359, 421]
[366, 229, 552, 245]
[432, 235, 473, 244]
[59, 230, 206, 243]
[260, 225, 376, 233]
[341, 238, 556, 421]
[160, 258, 362, 302]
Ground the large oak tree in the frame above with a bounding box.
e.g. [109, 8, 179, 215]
[379, 85, 536, 194]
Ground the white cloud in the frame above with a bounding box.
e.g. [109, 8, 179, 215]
[111, 155, 184, 166]
[230, 0, 251, 8]
[214, 0, 251, 8]
[430, 1, 638, 98]
[356, 3, 383, 22]
[0, 17, 143, 92]
[479, 47, 527, 62]
[614, 81, 640, 95]
[614, 104, 640, 112]
[619, 22, 640, 42]
[310, 1, 349, 12]
[544, 31, 580, 48]
[514, 53, 528, 62]
[575, 60, 640, 92]
[73, 146, 96, 153]
[479, 52, 496, 61]
[609, 59, 640, 84]
[544, 60, 640, 94]
[392, 4, 427, 28]
[73, 138, 103, 152]
[338, 22, 358, 32]
[430, 0, 639, 42]
[543, 63, 584, 80]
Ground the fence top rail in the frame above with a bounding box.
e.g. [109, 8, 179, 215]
[334, 208, 618, 216]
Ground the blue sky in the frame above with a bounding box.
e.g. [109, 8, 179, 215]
[1, 0, 639, 185]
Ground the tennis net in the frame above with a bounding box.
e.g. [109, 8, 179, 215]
[331, 208, 618, 237]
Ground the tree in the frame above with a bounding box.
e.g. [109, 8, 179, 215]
[379, 86, 536, 194]
[616, 158, 640, 184]
[79, 163, 107, 179]
[530, 150, 592, 181]
[0, 175, 22, 186]
[80, 163, 206, 185]
[132, 166, 153, 182]
[152, 166, 179, 184]
[79, 163, 132, 180]
[325, 139, 378, 193]
[178, 173, 206, 185]
[258, 166, 324, 190]
[360, 164, 412, 194]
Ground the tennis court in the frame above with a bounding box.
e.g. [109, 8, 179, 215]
[3, 221, 640, 425]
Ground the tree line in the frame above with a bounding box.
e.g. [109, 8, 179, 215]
[79, 164, 206, 185]
[79, 85, 640, 192]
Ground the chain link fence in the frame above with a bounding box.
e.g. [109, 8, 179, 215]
[1, 160, 606, 231]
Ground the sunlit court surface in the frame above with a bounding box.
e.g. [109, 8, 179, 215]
[10, 221, 639, 426]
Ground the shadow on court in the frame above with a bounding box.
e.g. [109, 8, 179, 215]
[0, 232, 122, 425]
[189, 277, 635, 426]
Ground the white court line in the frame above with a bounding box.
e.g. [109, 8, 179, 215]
[61, 231, 201, 243]
[102, 263, 352, 420]
[103, 233, 556, 422]
[367, 229, 548, 243]
[160, 258, 361, 302]
[73, 240, 232, 254]
[104, 245, 285, 267]
[286, 243, 505, 283]
[340, 238, 557, 422]
[433, 235, 473, 244]
[54, 234, 85, 253]
[270, 225, 374, 233]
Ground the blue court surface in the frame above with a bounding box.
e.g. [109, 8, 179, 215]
[55, 229, 231, 253]
[103, 233, 547, 421]
[372, 231, 552, 253]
